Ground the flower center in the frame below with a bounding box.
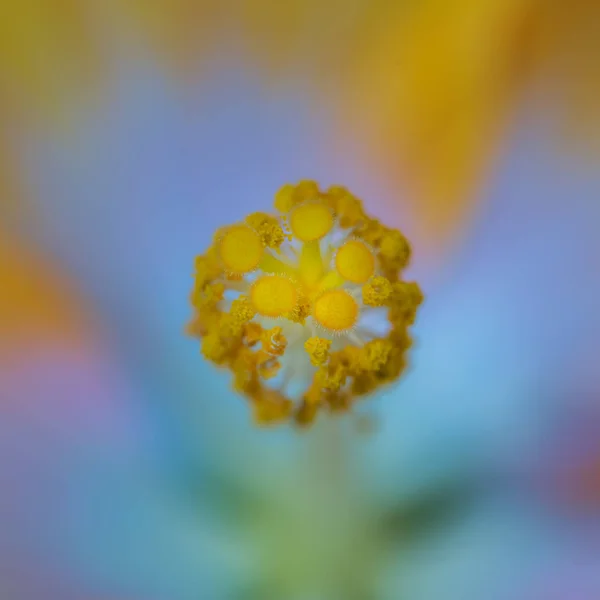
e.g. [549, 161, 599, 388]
[335, 239, 375, 284]
[313, 289, 359, 333]
[289, 203, 334, 242]
[218, 225, 263, 273]
[251, 275, 298, 317]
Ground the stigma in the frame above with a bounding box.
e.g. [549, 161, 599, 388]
[188, 181, 423, 428]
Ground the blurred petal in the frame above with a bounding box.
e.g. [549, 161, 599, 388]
[0, 0, 103, 124]
[0, 229, 92, 352]
[110, 0, 600, 247]
[0, 229, 135, 438]
[340, 0, 600, 246]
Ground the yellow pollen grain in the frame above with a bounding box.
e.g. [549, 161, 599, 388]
[289, 203, 334, 242]
[313, 289, 359, 333]
[335, 240, 375, 284]
[251, 275, 298, 318]
[218, 225, 263, 273]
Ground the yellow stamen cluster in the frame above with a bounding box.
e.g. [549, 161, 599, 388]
[230, 295, 256, 322]
[362, 276, 393, 307]
[287, 294, 311, 324]
[194, 250, 222, 290]
[389, 281, 424, 326]
[304, 337, 332, 366]
[262, 326, 287, 356]
[324, 186, 366, 228]
[245, 212, 285, 249]
[188, 180, 423, 427]
[354, 219, 411, 280]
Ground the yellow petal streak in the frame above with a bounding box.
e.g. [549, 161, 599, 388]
[304, 336, 332, 366]
[313, 289, 359, 333]
[251, 275, 298, 318]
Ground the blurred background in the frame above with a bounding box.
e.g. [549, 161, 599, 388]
[1, 1, 600, 599]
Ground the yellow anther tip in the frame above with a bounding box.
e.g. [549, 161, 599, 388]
[230, 295, 256, 323]
[250, 275, 298, 318]
[189, 182, 422, 427]
[313, 289, 359, 333]
[289, 202, 334, 242]
[335, 239, 376, 284]
[287, 295, 311, 325]
[218, 225, 263, 274]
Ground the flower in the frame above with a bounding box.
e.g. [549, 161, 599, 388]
[188, 180, 423, 426]
[8, 68, 600, 598]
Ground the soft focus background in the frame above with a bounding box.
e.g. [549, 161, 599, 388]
[1, 2, 600, 599]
